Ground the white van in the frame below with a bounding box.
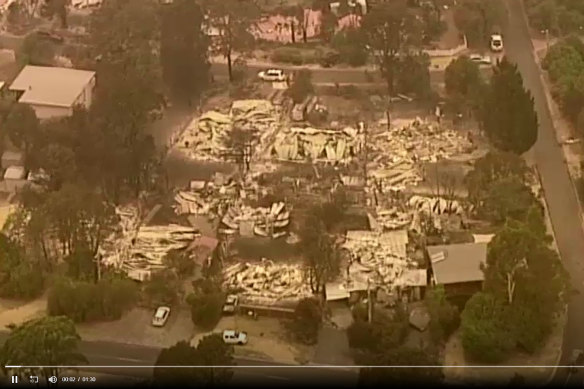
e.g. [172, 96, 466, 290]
[222, 330, 248, 345]
[490, 34, 503, 52]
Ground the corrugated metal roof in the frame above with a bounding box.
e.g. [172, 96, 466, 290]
[10, 66, 95, 108]
[427, 242, 487, 285]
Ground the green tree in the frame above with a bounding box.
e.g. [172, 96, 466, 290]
[36, 143, 77, 191]
[0, 316, 87, 385]
[444, 55, 484, 115]
[160, 0, 209, 106]
[395, 53, 432, 98]
[299, 210, 340, 294]
[542, 37, 584, 124]
[192, 334, 235, 386]
[0, 233, 44, 299]
[348, 304, 409, 353]
[320, 9, 338, 42]
[4, 103, 39, 165]
[484, 218, 566, 353]
[154, 341, 200, 385]
[479, 177, 540, 224]
[464, 150, 529, 208]
[358, 346, 443, 384]
[460, 292, 515, 363]
[332, 27, 368, 67]
[187, 279, 224, 330]
[362, 0, 423, 96]
[287, 68, 314, 104]
[202, 0, 259, 82]
[39, 184, 117, 258]
[89, 0, 161, 201]
[19, 33, 56, 66]
[144, 269, 181, 307]
[290, 298, 322, 345]
[44, 0, 68, 28]
[480, 58, 538, 154]
[425, 285, 460, 343]
[48, 276, 138, 322]
[453, 0, 505, 49]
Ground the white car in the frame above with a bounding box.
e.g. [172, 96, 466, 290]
[469, 54, 492, 65]
[222, 294, 239, 314]
[258, 69, 286, 82]
[490, 34, 503, 52]
[152, 306, 171, 327]
[222, 330, 248, 345]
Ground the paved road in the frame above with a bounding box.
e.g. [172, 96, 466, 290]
[503, 0, 584, 385]
[211, 61, 491, 87]
[0, 334, 358, 387]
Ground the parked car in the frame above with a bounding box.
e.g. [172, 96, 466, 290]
[152, 306, 171, 327]
[470, 54, 492, 65]
[222, 294, 239, 314]
[258, 69, 286, 82]
[222, 330, 248, 345]
[490, 34, 503, 52]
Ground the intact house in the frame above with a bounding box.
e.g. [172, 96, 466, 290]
[426, 242, 487, 306]
[9, 66, 96, 120]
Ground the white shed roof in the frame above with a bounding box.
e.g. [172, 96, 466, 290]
[10, 66, 95, 108]
[4, 165, 25, 180]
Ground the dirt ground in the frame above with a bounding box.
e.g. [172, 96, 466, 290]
[78, 307, 195, 348]
[0, 296, 47, 329]
[191, 315, 314, 364]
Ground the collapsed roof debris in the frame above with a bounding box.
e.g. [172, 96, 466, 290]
[368, 194, 465, 233]
[100, 206, 198, 281]
[342, 230, 422, 287]
[173, 176, 289, 239]
[368, 118, 475, 192]
[177, 100, 282, 161]
[272, 126, 363, 163]
[408, 195, 463, 216]
[223, 260, 312, 304]
[220, 201, 290, 239]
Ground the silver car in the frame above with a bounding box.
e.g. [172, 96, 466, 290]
[258, 69, 286, 82]
[152, 306, 171, 327]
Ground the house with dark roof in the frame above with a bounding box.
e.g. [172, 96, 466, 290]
[426, 242, 488, 299]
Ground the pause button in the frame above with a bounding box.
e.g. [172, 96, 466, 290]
[11, 376, 18, 384]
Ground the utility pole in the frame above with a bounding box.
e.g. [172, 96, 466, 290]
[367, 277, 372, 324]
[362, 121, 368, 199]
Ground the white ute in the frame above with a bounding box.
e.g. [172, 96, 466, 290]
[222, 330, 248, 345]
[490, 34, 503, 52]
[152, 306, 171, 327]
[258, 69, 286, 82]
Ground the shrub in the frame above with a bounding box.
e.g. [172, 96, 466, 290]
[289, 298, 322, 345]
[0, 234, 45, 299]
[187, 291, 224, 330]
[48, 276, 138, 322]
[271, 47, 304, 65]
[317, 49, 340, 68]
[287, 68, 314, 103]
[347, 320, 376, 350]
[461, 292, 515, 363]
[425, 286, 460, 343]
[144, 269, 181, 307]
